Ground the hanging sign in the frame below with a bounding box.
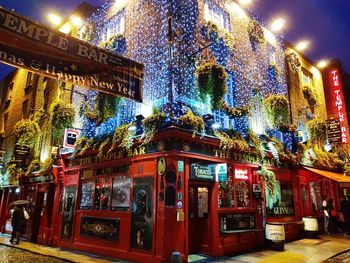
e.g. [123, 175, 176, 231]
[215, 163, 227, 182]
[326, 118, 341, 143]
[0, 7, 143, 101]
[235, 168, 249, 180]
[329, 69, 349, 144]
[63, 129, 80, 149]
[190, 163, 215, 181]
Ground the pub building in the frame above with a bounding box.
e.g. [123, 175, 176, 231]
[55, 127, 308, 262]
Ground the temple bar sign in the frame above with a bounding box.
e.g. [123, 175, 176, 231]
[0, 6, 143, 102]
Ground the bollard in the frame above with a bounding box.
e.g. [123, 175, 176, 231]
[171, 251, 182, 263]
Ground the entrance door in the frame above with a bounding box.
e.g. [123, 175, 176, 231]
[188, 183, 212, 255]
[31, 191, 44, 242]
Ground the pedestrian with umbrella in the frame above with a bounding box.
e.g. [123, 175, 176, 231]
[9, 200, 30, 244]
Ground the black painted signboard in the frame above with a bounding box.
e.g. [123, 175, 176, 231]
[80, 217, 120, 241]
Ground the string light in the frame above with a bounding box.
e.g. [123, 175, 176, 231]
[76, 1, 288, 141]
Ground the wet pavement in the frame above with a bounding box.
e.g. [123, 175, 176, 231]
[324, 249, 350, 263]
[0, 244, 67, 263]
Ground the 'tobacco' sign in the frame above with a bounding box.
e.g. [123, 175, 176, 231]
[0, 7, 143, 101]
[329, 69, 349, 144]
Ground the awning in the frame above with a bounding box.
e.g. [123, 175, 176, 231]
[303, 167, 350, 183]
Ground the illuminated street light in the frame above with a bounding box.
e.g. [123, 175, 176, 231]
[59, 24, 71, 34]
[317, 60, 329, 69]
[47, 13, 62, 26]
[70, 15, 83, 27]
[295, 40, 310, 52]
[270, 17, 285, 32]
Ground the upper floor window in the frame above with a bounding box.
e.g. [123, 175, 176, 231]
[43, 88, 50, 111]
[3, 112, 8, 131]
[204, 1, 231, 31]
[7, 82, 14, 101]
[302, 68, 313, 87]
[26, 72, 34, 87]
[102, 9, 125, 42]
[22, 99, 30, 119]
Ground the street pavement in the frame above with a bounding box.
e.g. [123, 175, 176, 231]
[1, 233, 350, 262]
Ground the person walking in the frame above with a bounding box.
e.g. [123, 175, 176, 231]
[322, 196, 330, 234]
[10, 205, 25, 244]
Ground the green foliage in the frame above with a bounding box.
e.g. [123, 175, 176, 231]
[214, 130, 249, 152]
[196, 61, 228, 110]
[49, 99, 75, 139]
[246, 130, 264, 157]
[222, 102, 250, 118]
[257, 167, 277, 195]
[142, 109, 166, 145]
[75, 137, 94, 156]
[306, 118, 327, 145]
[248, 20, 265, 44]
[202, 21, 235, 49]
[303, 85, 318, 106]
[311, 146, 344, 170]
[26, 159, 41, 175]
[178, 110, 205, 137]
[263, 94, 289, 129]
[96, 93, 123, 123]
[109, 123, 134, 153]
[33, 108, 46, 122]
[38, 158, 54, 176]
[14, 119, 40, 148]
[7, 164, 20, 186]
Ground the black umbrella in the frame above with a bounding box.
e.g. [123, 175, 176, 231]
[9, 200, 31, 207]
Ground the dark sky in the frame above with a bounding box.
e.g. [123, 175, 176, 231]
[0, 0, 349, 79]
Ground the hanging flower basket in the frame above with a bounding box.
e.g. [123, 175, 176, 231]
[263, 94, 289, 129]
[222, 102, 250, 118]
[287, 52, 301, 73]
[178, 110, 205, 137]
[14, 119, 40, 148]
[49, 99, 76, 139]
[195, 61, 228, 110]
[248, 20, 265, 44]
[306, 118, 327, 145]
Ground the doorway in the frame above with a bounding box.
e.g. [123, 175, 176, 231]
[188, 182, 212, 255]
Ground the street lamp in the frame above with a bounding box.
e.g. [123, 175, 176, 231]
[47, 13, 62, 26]
[270, 17, 286, 33]
[317, 60, 329, 69]
[295, 40, 310, 52]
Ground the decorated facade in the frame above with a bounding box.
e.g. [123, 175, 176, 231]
[0, 0, 350, 262]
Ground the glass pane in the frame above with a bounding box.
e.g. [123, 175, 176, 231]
[112, 176, 131, 211]
[80, 180, 95, 210]
[198, 187, 208, 218]
[218, 166, 233, 208]
[219, 213, 255, 231]
[94, 178, 112, 210]
[236, 180, 250, 207]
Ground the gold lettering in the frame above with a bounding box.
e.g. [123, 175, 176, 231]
[139, 147, 145, 155]
[4, 14, 18, 30]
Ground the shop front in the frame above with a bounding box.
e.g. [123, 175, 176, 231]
[298, 166, 350, 233]
[57, 129, 302, 262]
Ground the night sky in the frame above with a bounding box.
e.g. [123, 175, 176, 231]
[0, 0, 349, 79]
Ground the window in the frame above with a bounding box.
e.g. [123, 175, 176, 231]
[22, 100, 29, 119]
[266, 181, 295, 216]
[302, 68, 313, 87]
[79, 167, 131, 211]
[3, 112, 8, 130]
[7, 82, 13, 101]
[218, 166, 234, 208]
[26, 72, 34, 87]
[101, 10, 125, 42]
[43, 88, 50, 111]
[204, 1, 230, 31]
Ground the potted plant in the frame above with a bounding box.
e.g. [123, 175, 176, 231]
[263, 94, 289, 130]
[14, 119, 40, 148]
[49, 99, 75, 139]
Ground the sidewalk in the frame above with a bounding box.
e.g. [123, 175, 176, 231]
[229, 233, 350, 263]
[1, 233, 350, 262]
[0, 233, 121, 263]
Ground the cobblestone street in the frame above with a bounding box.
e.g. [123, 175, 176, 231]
[0, 244, 67, 263]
